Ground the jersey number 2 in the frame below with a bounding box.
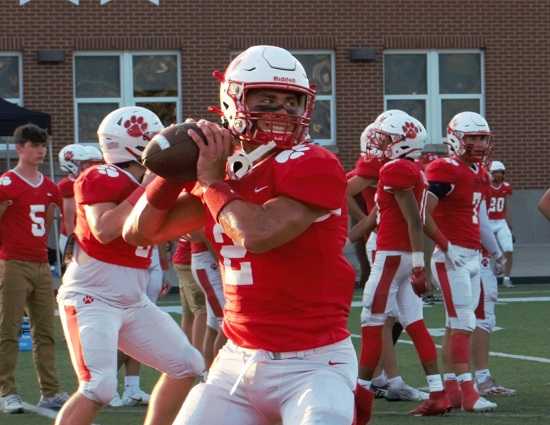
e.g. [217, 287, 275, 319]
[213, 223, 253, 286]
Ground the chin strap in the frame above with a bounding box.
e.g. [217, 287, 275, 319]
[227, 141, 277, 180]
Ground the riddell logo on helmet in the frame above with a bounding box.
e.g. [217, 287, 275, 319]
[274, 76, 296, 83]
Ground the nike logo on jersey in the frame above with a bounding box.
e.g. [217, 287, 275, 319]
[328, 360, 346, 366]
[254, 185, 269, 193]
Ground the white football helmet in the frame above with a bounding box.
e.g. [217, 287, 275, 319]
[446, 111, 492, 162]
[490, 160, 505, 173]
[375, 109, 409, 124]
[216, 45, 315, 149]
[59, 144, 91, 176]
[359, 122, 382, 158]
[97, 106, 164, 164]
[84, 145, 103, 162]
[373, 113, 426, 160]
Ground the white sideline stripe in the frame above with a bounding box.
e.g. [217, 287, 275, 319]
[350, 295, 550, 307]
[22, 402, 102, 425]
[350, 334, 550, 364]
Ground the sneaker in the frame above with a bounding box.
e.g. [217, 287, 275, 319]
[464, 396, 498, 412]
[2, 393, 24, 414]
[109, 393, 123, 407]
[478, 378, 516, 396]
[410, 391, 451, 416]
[37, 392, 69, 411]
[502, 277, 514, 288]
[121, 388, 150, 406]
[385, 384, 429, 401]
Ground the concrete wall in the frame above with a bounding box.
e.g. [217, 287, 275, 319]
[509, 189, 550, 244]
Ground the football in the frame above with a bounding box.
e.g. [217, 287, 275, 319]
[141, 122, 206, 181]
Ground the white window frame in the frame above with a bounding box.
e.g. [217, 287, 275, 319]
[384, 49, 485, 144]
[292, 50, 337, 146]
[73, 50, 182, 143]
[0, 52, 23, 153]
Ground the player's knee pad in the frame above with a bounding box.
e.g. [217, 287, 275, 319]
[476, 312, 496, 333]
[164, 344, 205, 379]
[448, 306, 476, 332]
[81, 373, 118, 405]
[496, 227, 513, 252]
[360, 307, 386, 327]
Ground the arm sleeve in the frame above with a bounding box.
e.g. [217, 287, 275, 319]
[479, 199, 502, 257]
[428, 182, 453, 199]
[355, 158, 382, 180]
[379, 160, 418, 191]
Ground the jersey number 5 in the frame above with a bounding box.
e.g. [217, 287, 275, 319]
[29, 204, 46, 237]
[213, 223, 253, 286]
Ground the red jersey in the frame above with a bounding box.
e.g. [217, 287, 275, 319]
[0, 170, 61, 262]
[487, 182, 512, 220]
[172, 238, 191, 265]
[426, 158, 489, 250]
[353, 156, 385, 212]
[74, 164, 150, 269]
[57, 176, 75, 236]
[204, 144, 354, 352]
[376, 159, 427, 251]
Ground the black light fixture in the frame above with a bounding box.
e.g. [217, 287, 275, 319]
[37, 50, 65, 64]
[349, 48, 377, 63]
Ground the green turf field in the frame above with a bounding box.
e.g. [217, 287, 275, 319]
[3, 284, 550, 424]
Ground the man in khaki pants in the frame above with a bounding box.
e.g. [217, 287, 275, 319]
[0, 124, 67, 414]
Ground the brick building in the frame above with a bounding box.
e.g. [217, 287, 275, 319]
[1, 0, 549, 243]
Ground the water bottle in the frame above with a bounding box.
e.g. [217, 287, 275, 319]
[18, 317, 33, 352]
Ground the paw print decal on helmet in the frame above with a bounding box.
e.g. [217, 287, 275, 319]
[124, 115, 150, 140]
[402, 121, 418, 139]
[96, 165, 120, 178]
[275, 146, 310, 164]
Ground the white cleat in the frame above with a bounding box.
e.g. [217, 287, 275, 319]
[478, 378, 516, 397]
[385, 384, 429, 401]
[109, 393, 123, 407]
[467, 396, 498, 412]
[122, 388, 150, 406]
[502, 277, 514, 288]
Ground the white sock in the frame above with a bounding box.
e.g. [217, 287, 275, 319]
[372, 372, 388, 387]
[426, 374, 444, 392]
[457, 373, 473, 383]
[357, 378, 371, 390]
[504, 276, 511, 280]
[443, 373, 457, 382]
[475, 369, 491, 383]
[125, 375, 140, 391]
[388, 376, 404, 389]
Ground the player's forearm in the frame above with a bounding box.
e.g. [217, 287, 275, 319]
[349, 209, 376, 242]
[218, 198, 322, 254]
[92, 201, 135, 244]
[346, 192, 367, 222]
[123, 194, 205, 246]
[63, 201, 76, 235]
[479, 200, 501, 257]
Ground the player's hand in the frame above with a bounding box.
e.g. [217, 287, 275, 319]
[493, 255, 507, 277]
[159, 280, 171, 297]
[188, 119, 234, 189]
[411, 267, 427, 296]
[141, 169, 158, 186]
[354, 383, 374, 425]
[444, 242, 466, 269]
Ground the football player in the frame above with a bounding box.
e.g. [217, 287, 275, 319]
[57, 144, 103, 254]
[123, 45, 357, 425]
[55, 106, 204, 425]
[487, 160, 514, 287]
[352, 113, 451, 422]
[347, 112, 428, 403]
[423, 111, 498, 412]
[0, 124, 68, 413]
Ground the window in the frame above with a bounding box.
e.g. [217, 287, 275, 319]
[384, 50, 484, 143]
[0, 53, 23, 169]
[230, 50, 336, 146]
[74, 52, 181, 143]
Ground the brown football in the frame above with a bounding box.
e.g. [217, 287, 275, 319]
[142, 122, 206, 181]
